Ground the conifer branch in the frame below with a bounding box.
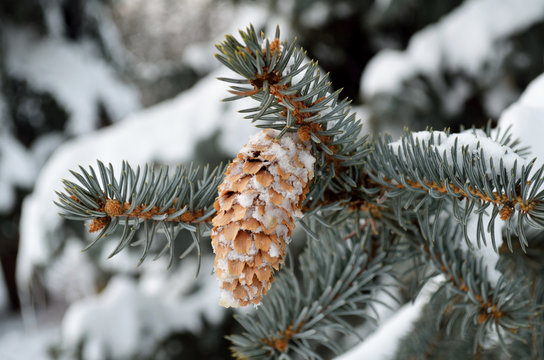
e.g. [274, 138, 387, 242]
[215, 25, 370, 199]
[229, 227, 388, 359]
[408, 218, 539, 352]
[215, 26, 544, 253]
[364, 129, 544, 250]
[56, 160, 225, 265]
[392, 287, 480, 359]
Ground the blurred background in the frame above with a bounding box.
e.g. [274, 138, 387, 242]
[0, 0, 543, 359]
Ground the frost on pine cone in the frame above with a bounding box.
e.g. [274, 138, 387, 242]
[211, 129, 315, 307]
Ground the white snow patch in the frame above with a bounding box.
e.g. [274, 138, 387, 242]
[335, 276, 443, 360]
[42, 240, 98, 304]
[0, 131, 64, 213]
[0, 134, 37, 212]
[269, 242, 280, 258]
[461, 211, 503, 286]
[61, 276, 170, 360]
[219, 289, 238, 308]
[498, 73, 544, 169]
[62, 259, 223, 360]
[340, 275, 401, 350]
[4, 26, 139, 134]
[362, 50, 418, 96]
[85, 1, 131, 69]
[361, 0, 544, 97]
[181, 42, 218, 74]
[0, 314, 59, 360]
[237, 191, 258, 208]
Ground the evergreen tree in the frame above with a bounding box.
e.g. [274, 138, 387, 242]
[56, 23, 544, 359]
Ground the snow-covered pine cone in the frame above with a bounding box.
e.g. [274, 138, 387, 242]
[211, 129, 315, 307]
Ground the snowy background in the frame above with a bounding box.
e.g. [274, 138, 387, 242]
[1, 0, 544, 359]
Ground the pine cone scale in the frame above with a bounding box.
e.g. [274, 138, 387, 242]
[211, 128, 315, 307]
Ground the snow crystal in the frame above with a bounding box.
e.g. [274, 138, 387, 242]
[219, 288, 238, 308]
[269, 242, 280, 258]
[237, 191, 258, 208]
[262, 212, 279, 230]
[361, 0, 544, 97]
[227, 251, 254, 263]
[216, 233, 228, 246]
[298, 150, 317, 178]
[275, 224, 290, 241]
[216, 258, 228, 271]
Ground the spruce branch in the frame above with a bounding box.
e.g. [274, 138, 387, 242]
[53, 26, 544, 267]
[56, 160, 225, 266]
[364, 128, 544, 250]
[215, 24, 370, 199]
[392, 287, 479, 360]
[229, 227, 389, 359]
[413, 221, 538, 352]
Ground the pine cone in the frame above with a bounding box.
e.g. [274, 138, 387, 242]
[211, 129, 315, 307]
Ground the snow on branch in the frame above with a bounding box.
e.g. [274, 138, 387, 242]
[361, 0, 544, 97]
[366, 125, 544, 251]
